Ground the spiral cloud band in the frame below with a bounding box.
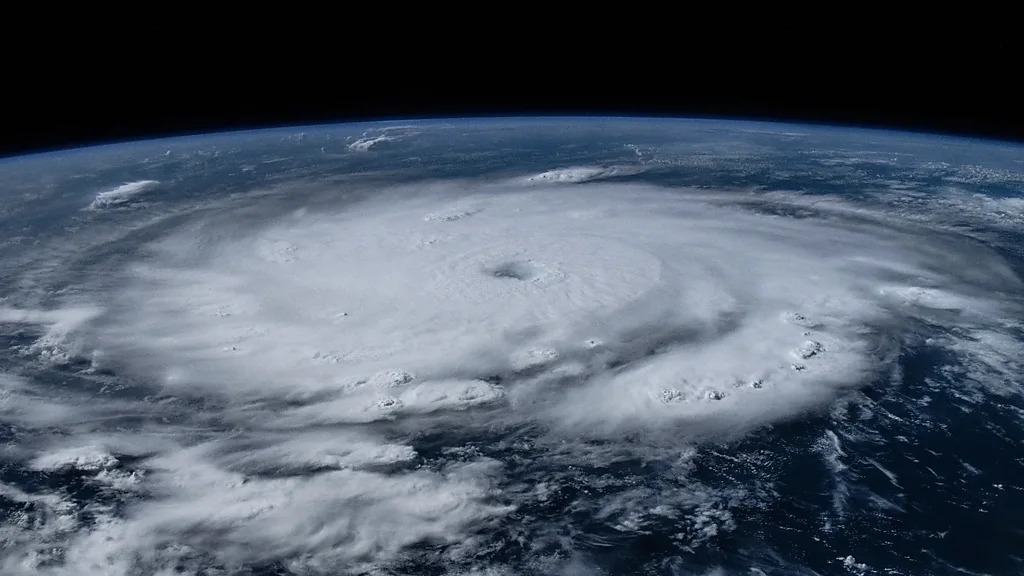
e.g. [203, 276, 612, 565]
[86, 180, 1019, 430]
[2, 168, 1022, 574]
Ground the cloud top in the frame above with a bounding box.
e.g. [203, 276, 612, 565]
[86, 180, 159, 210]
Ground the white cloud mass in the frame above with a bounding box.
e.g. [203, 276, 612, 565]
[86, 180, 159, 210]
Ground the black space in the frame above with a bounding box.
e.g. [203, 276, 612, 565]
[4, 43, 1022, 157]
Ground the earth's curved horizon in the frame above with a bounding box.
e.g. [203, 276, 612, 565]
[1, 117, 1022, 575]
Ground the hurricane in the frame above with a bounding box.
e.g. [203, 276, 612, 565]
[1, 119, 1022, 575]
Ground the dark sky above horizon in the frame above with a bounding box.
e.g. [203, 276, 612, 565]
[5, 59, 1022, 157]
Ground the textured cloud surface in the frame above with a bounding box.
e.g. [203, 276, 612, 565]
[82, 182, 1021, 429]
[2, 165, 1022, 574]
[86, 180, 159, 209]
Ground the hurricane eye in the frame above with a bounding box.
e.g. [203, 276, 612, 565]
[486, 260, 535, 281]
